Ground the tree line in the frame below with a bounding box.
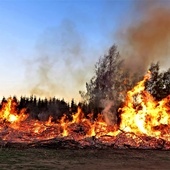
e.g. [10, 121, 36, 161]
[1, 45, 169, 122]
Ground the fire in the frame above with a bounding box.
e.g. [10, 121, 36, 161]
[119, 71, 170, 141]
[0, 98, 28, 124]
[58, 107, 118, 140]
[0, 71, 169, 149]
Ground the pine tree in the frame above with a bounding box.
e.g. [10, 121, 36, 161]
[80, 45, 140, 116]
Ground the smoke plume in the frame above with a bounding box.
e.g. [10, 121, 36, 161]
[25, 1, 170, 103]
[25, 20, 99, 102]
[101, 100, 117, 125]
[118, 1, 170, 72]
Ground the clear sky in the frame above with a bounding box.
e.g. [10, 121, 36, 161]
[0, 0, 168, 102]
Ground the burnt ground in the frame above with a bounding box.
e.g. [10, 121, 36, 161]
[0, 148, 170, 170]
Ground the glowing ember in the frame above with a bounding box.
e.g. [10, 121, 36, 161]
[0, 71, 169, 149]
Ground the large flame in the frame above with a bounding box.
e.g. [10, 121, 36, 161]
[0, 71, 169, 148]
[119, 71, 170, 141]
[0, 98, 28, 124]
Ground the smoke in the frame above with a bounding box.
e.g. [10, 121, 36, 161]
[101, 100, 117, 125]
[25, 20, 99, 102]
[24, 1, 170, 104]
[118, 0, 170, 72]
[101, 0, 170, 125]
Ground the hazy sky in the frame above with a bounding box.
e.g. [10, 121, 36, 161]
[0, 0, 169, 102]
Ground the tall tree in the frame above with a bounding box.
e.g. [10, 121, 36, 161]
[80, 45, 140, 116]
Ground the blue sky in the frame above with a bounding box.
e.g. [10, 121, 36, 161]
[2, 0, 167, 101]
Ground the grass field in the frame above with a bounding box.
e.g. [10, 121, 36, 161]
[0, 148, 170, 169]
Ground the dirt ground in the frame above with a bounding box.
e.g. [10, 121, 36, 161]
[0, 148, 170, 170]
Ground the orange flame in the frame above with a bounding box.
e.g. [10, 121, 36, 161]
[0, 98, 28, 124]
[0, 71, 169, 147]
[119, 71, 170, 141]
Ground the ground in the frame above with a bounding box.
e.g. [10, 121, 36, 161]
[0, 148, 170, 169]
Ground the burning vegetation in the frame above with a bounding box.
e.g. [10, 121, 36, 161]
[0, 45, 170, 150]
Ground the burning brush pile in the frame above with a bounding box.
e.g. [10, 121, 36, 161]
[3, 2, 168, 150]
[0, 64, 170, 150]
